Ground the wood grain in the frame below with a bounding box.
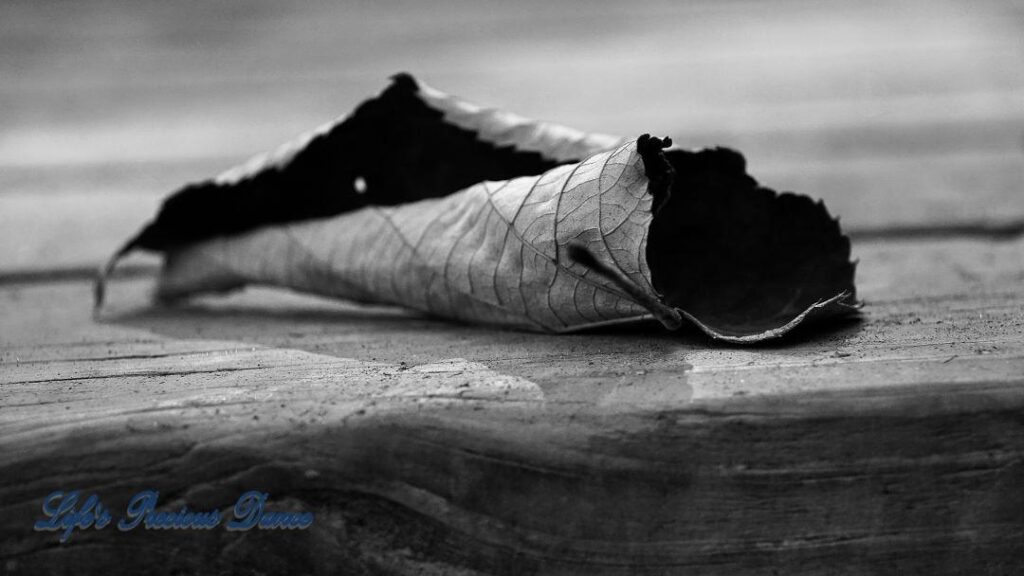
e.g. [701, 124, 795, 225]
[2, 236, 1023, 574]
[3, 0, 1023, 573]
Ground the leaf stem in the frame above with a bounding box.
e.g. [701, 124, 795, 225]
[566, 243, 682, 330]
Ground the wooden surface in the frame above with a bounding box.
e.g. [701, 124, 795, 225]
[2, 1, 1023, 574]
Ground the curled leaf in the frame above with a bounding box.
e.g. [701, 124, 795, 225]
[115, 73, 621, 254]
[100, 75, 858, 342]
[648, 147, 858, 341]
[95, 74, 622, 309]
[154, 137, 680, 332]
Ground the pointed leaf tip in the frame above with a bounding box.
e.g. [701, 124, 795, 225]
[388, 72, 419, 91]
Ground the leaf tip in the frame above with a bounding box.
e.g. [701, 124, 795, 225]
[93, 235, 140, 313]
[388, 72, 420, 91]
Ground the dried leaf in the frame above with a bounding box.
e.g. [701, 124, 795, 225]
[153, 136, 676, 331]
[116, 73, 621, 253]
[648, 147, 857, 340]
[99, 76, 858, 342]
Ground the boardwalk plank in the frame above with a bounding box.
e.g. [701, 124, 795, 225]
[1, 237, 1022, 573]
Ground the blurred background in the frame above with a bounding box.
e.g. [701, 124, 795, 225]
[2, 0, 1022, 274]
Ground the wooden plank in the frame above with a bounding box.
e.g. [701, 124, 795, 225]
[1, 236, 1022, 573]
[4, 237, 1023, 386]
[3, 1, 1023, 572]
